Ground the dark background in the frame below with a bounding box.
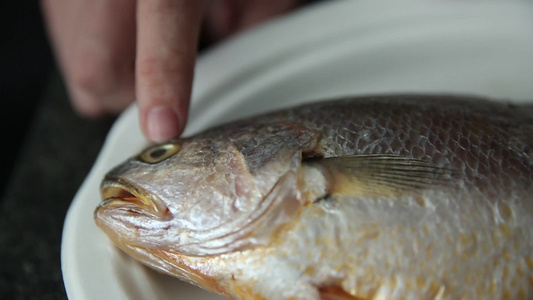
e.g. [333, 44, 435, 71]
[0, 2, 116, 299]
[1, 1, 54, 195]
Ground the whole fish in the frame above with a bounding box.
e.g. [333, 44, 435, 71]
[95, 94, 533, 300]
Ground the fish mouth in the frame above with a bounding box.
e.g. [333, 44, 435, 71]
[98, 177, 169, 218]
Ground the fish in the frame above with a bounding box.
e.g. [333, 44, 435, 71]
[94, 94, 533, 300]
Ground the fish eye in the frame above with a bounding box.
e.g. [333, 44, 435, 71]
[139, 142, 181, 163]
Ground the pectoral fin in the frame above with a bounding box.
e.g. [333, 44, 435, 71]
[319, 286, 365, 300]
[309, 154, 456, 198]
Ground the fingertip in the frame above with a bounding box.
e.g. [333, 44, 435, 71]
[144, 106, 183, 143]
[136, 1, 206, 142]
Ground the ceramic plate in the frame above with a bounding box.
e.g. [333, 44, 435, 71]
[61, 1, 533, 299]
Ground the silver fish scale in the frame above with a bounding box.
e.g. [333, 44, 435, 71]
[254, 96, 533, 299]
[266, 96, 533, 196]
[96, 95, 533, 299]
[195, 94, 531, 201]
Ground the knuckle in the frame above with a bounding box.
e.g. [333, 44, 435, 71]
[136, 56, 191, 92]
[136, 57, 161, 79]
[137, 54, 190, 79]
[136, 57, 190, 107]
[69, 47, 115, 96]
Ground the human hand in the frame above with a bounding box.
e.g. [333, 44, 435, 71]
[42, 0, 298, 142]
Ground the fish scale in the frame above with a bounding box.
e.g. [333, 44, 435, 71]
[96, 94, 532, 299]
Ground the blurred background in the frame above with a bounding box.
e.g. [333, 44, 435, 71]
[1, 1, 53, 195]
[0, 0, 113, 299]
[1, 2, 113, 299]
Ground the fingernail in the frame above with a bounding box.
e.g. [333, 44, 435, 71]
[146, 106, 179, 143]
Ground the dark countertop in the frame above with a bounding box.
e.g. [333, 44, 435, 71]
[0, 70, 115, 299]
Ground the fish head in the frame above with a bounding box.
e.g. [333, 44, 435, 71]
[95, 130, 314, 259]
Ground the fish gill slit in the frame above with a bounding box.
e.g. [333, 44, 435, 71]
[314, 193, 332, 204]
[302, 150, 325, 162]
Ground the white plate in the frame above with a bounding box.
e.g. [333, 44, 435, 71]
[61, 1, 533, 299]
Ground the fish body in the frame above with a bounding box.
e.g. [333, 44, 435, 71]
[95, 95, 533, 299]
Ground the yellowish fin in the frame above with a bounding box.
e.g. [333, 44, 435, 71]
[309, 154, 456, 198]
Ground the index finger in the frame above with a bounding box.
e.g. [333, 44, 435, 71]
[136, 0, 208, 143]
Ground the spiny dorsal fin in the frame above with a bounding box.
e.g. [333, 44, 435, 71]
[308, 154, 457, 198]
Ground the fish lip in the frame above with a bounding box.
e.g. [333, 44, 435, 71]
[99, 176, 169, 218]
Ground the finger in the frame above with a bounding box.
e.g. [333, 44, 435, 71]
[204, 0, 298, 42]
[204, 0, 237, 42]
[238, 0, 298, 30]
[136, 0, 208, 142]
[41, 0, 136, 117]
